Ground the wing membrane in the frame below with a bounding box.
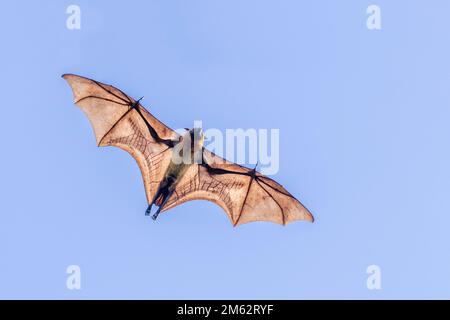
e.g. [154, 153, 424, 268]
[162, 150, 314, 226]
[63, 74, 177, 203]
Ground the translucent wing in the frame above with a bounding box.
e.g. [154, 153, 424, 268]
[63, 74, 179, 203]
[162, 150, 314, 226]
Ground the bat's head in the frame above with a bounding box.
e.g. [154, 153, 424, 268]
[187, 127, 204, 148]
[182, 128, 204, 164]
[193, 127, 204, 145]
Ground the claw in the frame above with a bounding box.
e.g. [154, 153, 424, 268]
[152, 206, 163, 221]
[145, 204, 152, 216]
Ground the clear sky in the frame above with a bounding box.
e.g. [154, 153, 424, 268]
[1, 1, 450, 299]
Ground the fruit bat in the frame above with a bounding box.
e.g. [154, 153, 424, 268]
[62, 74, 314, 226]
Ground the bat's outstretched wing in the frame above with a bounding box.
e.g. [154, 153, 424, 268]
[62, 74, 179, 203]
[161, 149, 314, 226]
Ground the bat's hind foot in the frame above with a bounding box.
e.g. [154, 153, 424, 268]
[145, 203, 161, 221]
[151, 207, 162, 221]
[145, 204, 152, 216]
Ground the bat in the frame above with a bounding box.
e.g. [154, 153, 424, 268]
[62, 74, 314, 226]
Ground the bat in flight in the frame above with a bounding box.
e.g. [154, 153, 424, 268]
[62, 74, 314, 226]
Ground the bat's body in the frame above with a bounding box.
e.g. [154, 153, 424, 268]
[147, 128, 204, 220]
[63, 74, 314, 226]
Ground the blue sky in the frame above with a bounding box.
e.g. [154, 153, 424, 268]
[1, 1, 450, 299]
